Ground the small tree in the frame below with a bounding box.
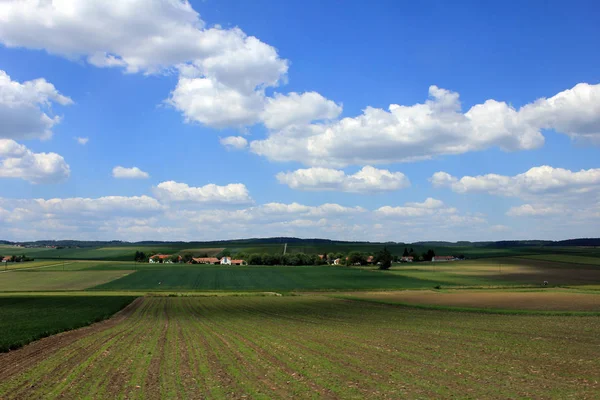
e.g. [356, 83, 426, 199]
[378, 246, 392, 270]
[182, 253, 193, 263]
[170, 254, 180, 263]
[403, 247, 409, 257]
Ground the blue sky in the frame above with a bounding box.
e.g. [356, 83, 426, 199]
[0, 0, 599, 242]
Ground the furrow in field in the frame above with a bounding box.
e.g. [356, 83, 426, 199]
[0, 298, 145, 399]
[185, 298, 333, 399]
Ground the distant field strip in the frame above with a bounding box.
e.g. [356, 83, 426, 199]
[519, 254, 600, 265]
[337, 290, 600, 312]
[0, 271, 134, 291]
[92, 266, 454, 291]
[0, 296, 137, 352]
[0, 296, 598, 399]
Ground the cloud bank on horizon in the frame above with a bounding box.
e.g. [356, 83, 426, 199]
[0, 0, 598, 241]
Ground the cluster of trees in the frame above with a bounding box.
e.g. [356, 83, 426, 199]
[133, 251, 147, 262]
[1, 254, 34, 263]
[401, 247, 437, 262]
[237, 253, 328, 266]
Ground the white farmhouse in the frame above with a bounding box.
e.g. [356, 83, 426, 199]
[220, 256, 232, 265]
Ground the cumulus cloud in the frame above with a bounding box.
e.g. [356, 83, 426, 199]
[0, 195, 163, 219]
[0, 70, 72, 140]
[75, 137, 89, 145]
[112, 166, 150, 179]
[431, 165, 600, 221]
[167, 77, 265, 128]
[251, 83, 600, 167]
[430, 166, 600, 197]
[0, 1, 291, 130]
[519, 83, 600, 144]
[375, 198, 456, 218]
[506, 204, 562, 217]
[153, 181, 252, 204]
[276, 166, 410, 193]
[262, 92, 342, 130]
[0, 139, 70, 183]
[219, 136, 248, 150]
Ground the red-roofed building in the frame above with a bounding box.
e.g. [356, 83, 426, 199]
[400, 256, 414, 262]
[149, 254, 181, 263]
[191, 257, 220, 264]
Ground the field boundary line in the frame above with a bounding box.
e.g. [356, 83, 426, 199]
[0, 261, 77, 274]
[331, 295, 600, 316]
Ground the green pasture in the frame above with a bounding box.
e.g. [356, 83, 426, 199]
[92, 265, 456, 291]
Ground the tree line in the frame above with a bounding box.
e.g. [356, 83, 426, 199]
[0, 254, 35, 263]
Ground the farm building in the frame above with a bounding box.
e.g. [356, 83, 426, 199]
[191, 257, 220, 264]
[2, 256, 11, 263]
[366, 256, 375, 264]
[149, 254, 174, 263]
[333, 258, 342, 265]
[220, 257, 247, 266]
[400, 256, 414, 262]
[432, 256, 454, 262]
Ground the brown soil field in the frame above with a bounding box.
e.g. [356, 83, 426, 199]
[1, 296, 599, 399]
[342, 289, 600, 311]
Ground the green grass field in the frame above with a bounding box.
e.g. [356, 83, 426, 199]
[0, 271, 134, 291]
[92, 265, 452, 291]
[1, 296, 598, 398]
[0, 296, 136, 352]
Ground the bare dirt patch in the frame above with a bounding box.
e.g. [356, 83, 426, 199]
[343, 290, 600, 311]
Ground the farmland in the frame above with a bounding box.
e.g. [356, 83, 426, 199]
[1, 239, 599, 398]
[1, 296, 599, 399]
[0, 271, 134, 291]
[92, 265, 457, 291]
[0, 296, 136, 352]
[337, 289, 600, 312]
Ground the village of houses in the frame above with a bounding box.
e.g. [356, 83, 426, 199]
[147, 253, 458, 266]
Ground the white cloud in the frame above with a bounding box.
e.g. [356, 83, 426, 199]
[519, 83, 600, 144]
[431, 165, 600, 222]
[506, 204, 561, 217]
[430, 166, 600, 197]
[153, 181, 252, 204]
[75, 137, 89, 145]
[375, 198, 455, 218]
[167, 77, 265, 128]
[0, 139, 70, 183]
[251, 83, 600, 167]
[112, 166, 150, 179]
[219, 136, 248, 150]
[0, 195, 163, 219]
[276, 166, 410, 193]
[0, 70, 72, 140]
[262, 92, 342, 131]
[0, 1, 290, 130]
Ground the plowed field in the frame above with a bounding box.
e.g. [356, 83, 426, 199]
[1, 296, 599, 399]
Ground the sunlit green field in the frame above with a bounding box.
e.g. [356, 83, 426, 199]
[519, 254, 600, 265]
[0, 271, 134, 291]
